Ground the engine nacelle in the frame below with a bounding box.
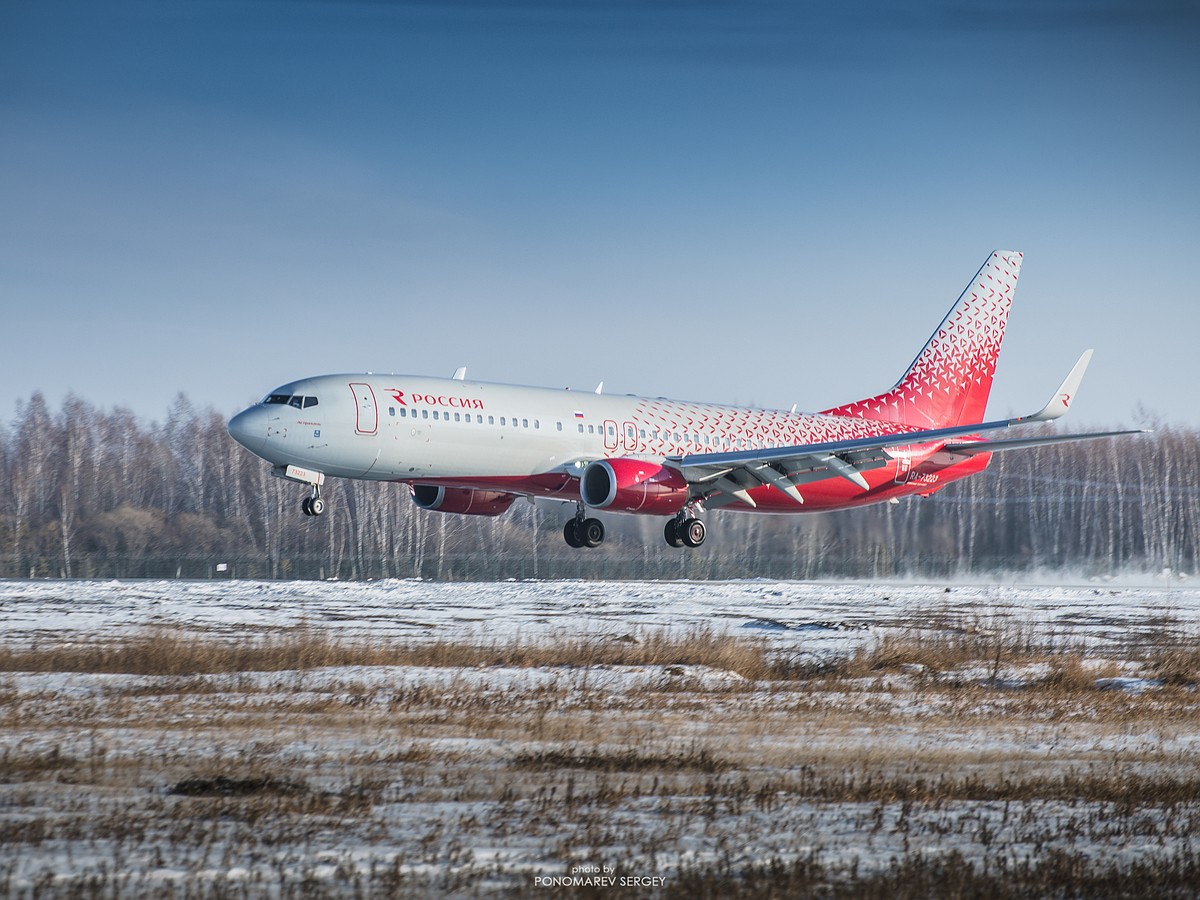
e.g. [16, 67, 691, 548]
[410, 484, 517, 517]
[580, 458, 690, 514]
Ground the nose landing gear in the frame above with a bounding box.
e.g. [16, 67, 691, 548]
[273, 465, 328, 518]
[301, 485, 325, 517]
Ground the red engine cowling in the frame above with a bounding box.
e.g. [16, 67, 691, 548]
[580, 458, 690, 514]
[410, 484, 517, 517]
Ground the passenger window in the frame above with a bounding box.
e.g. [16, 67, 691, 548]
[454, 413, 461, 422]
[522, 418, 528, 428]
[578, 424, 584, 433]
[400, 408, 407, 417]
[557, 422, 563, 432]
[640, 429, 646, 439]
[422, 410, 429, 419]
[476, 415, 483, 424]
[488, 416, 495, 425]
[588, 425, 595, 434]
[534, 420, 540, 429]
[500, 417, 506, 426]
[389, 407, 395, 417]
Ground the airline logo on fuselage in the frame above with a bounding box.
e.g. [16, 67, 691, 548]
[388, 388, 484, 410]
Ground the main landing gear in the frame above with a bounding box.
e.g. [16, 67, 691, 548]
[563, 505, 605, 548]
[562, 507, 706, 550]
[664, 512, 705, 549]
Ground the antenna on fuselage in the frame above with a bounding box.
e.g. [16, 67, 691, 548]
[452, 366, 467, 381]
[594, 381, 604, 394]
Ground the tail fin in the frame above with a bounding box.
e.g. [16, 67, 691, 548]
[823, 249, 1023, 428]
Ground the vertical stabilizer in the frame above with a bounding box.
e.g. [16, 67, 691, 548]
[823, 250, 1023, 428]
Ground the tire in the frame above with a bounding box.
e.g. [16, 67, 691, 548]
[664, 519, 684, 548]
[681, 518, 706, 548]
[309, 496, 326, 516]
[581, 518, 605, 548]
[563, 520, 584, 548]
[302, 497, 313, 517]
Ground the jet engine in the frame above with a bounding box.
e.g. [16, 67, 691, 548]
[410, 485, 517, 517]
[580, 458, 690, 514]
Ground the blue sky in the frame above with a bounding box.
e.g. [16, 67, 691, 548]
[2, 0, 1197, 427]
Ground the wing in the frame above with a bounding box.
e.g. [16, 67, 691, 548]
[668, 351, 1143, 508]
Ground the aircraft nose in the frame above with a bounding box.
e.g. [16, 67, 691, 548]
[227, 406, 268, 456]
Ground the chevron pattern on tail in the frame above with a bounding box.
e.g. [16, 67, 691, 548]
[824, 250, 1023, 429]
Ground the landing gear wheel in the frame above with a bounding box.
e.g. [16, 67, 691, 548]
[664, 519, 684, 548]
[302, 491, 325, 518]
[580, 518, 605, 548]
[681, 518, 706, 548]
[563, 520, 584, 548]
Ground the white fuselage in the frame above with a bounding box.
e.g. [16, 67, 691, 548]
[229, 372, 892, 490]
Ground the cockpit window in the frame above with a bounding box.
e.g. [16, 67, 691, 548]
[264, 394, 318, 408]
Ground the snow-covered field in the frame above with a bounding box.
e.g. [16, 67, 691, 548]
[1, 577, 1198, 897]
[4, 575, 1199, 651]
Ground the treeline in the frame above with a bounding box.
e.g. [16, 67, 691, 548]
[0, 393, 1192, 580]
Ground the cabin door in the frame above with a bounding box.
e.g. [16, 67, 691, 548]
[350, 383, 378, 435]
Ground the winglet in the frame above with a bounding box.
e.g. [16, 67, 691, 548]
[1027, 350, 1093, 422]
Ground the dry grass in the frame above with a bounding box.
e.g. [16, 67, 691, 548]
[1150, 645, 1200, 686]
[0, 619, 1167, 691]
[512, 744, 731, 775]
[656, 848, 1200, 900]
[857, 621, 1065, 673]
[2, 621, 1199, 896]
[0, 625, 779, 679]
[767, 618, 1174, 696]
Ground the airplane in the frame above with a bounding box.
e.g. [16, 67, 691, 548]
[228, 250, 1140, 550]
